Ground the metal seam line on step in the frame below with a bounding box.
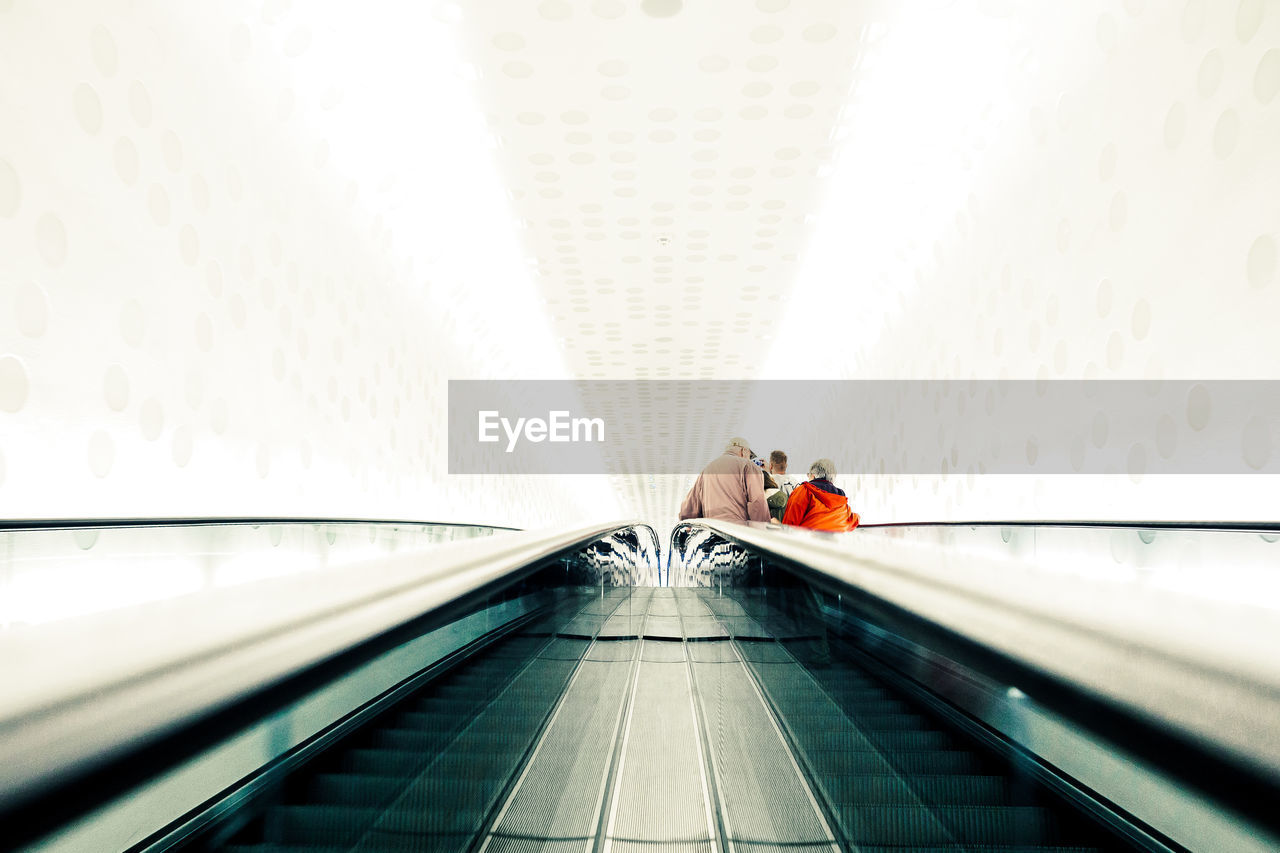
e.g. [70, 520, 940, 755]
[683, 639, 737, 853]
[600, 593, 658, 853]
[585, 638, 642, 853]
[596, 636, 647, 853]
[684, 640, 723, 853]
[553, 637, 635, 853]
[602, 606, 721, 853]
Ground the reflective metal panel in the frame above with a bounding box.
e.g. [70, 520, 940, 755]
[561, 524, 661, 586]
[669, 521, 750, 587]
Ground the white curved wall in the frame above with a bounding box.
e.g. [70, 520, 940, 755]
[768, 1, 1280, 522]
[0, 2, 621, 526]
[2, 1, 1277, 528]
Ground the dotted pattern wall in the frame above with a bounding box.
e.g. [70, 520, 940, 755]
[767, 1, 1280, 523]
[0, 2, 621, 526]
[4, 1, 1275, 529]
[461, 0, 861, 383]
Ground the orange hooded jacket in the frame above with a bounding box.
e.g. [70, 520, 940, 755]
[781, 480, 860, 532]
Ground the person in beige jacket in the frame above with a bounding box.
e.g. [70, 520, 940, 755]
[678, 437, 771, 523]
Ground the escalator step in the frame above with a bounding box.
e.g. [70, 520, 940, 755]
[450, 669, 511, 680]
[419, 688, 490, 704]
[419, 684, 491, 698]
[207, 632, 570, 852]
[340, 747, 512, 776]
[823, 683, 895, 699]
[352, 830, 476, 853]
[783, 710, 933, 734]
[263, 804, 379, 844]
[818, 773, 1012, 806]
[225, 842, 1099, 853]
[341, 749, 429, 777]
[799, 671, 883, 689]
[771, 707, 847, 724]
[820, 684, 898, 699]
[430, 679, 489, 691]
[413, 700, 486, 718]
[371, 727, 533, 753]
[446, 719, 547, 746]
[221, 847, 350, 853]
[370, 728, 455, 752]
[386, 777, 505, 811]
[429, 752, 520, 779]
[860, 730, 956, 751]
[797, 729, 954, 753]
[266, 803, 484, 843]
[460, 690, 549, 711]
[395, 710, 471, 731]
[308, 773, 409, 806]
[374, 806, 487, 834]
[849, 840, 1100, 845]
[430, 674, 497, 687]
[827, 698, 914, 716]
[846, 712, 933, 731]
[781, 694, 892, 716]
[837, 804, 1060, 846]
[810, 749, 984, 775]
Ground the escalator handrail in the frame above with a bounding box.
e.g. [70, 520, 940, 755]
[0, 518, 643, 816]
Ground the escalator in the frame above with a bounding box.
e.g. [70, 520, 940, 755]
[195, 585, 1133, 853]
[4, 518, 1277, 853]
[219, 619, 582, 852]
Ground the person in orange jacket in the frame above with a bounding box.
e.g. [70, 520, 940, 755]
[781, 458, 860, 532]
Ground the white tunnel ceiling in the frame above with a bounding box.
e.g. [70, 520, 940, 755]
[448, 1, 876, 526]
[457, 0, 870, 380]
[4, 1, 1277, 530]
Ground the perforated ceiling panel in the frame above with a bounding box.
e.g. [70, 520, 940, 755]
[451, 1, 872, 524]
[448, 0, 1280, 527]
[458, 0, 866, 381]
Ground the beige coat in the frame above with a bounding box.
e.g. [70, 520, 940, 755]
[678, 451, 770, 523]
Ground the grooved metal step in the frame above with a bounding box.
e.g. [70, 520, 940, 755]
[816, 774, 1014, 806]
[482, 640, 637, 851]
[210, 587, 1131, 853]
[212, 625, 589, 853]
[728, 606, 1110, 853]
[836, 803, 1060, 846]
